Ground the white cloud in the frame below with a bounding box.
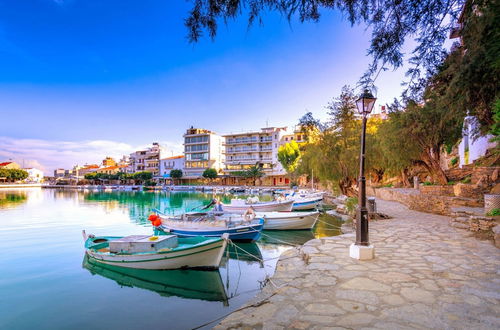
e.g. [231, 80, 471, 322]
[0, 136, 183, 175]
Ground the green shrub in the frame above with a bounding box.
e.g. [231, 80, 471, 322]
[345, 197, 359, 214]
[383, 183, 393, 188]
[445, 144, 453, 154]
[450, 157, 458, 166]
[487, 208, 500, 216]
[446, 181, 456, 185]
[423, 181, 434, 186]
[461, 176, 471, 184]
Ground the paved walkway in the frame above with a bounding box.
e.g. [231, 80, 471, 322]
[216, 199, 500, 329]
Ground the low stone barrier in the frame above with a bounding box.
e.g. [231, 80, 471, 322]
[419, 185, 454, 196]
[373, 188, 482, 216]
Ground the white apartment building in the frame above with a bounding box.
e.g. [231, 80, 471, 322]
[128, 142, 163, 176]
[159, 155, 185, 177]
[183, 127, 224, 179]
[223, 127, 291, 185]
[23, 168, 44, 183]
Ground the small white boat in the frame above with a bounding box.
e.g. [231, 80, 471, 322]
[222, 199, 294, 212]
[83, 231, 228, 270]
[256, 211, 320, 230]
[291, 196, 323, 210]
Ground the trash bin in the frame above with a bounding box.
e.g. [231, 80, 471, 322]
[367, 197, 377, 214]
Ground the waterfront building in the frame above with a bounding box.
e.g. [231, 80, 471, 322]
[128, 142, 163, 176]
[78, 164, 100, 177]
[54, 168, 66, 178]
[223, 127, 291, 186]
[160, 155, 185, 177]
[102, 157, 117, 167]
[183, 127, 224, 180]
[94, 165, 127, 175]
[23, 168, 44, 183]
[0, 161, 21, 170]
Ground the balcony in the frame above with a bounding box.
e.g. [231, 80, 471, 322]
[224, 147, 258, 154]
[224, 137, 259, 145]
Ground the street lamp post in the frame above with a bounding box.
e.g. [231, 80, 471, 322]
[349, 89, 377, 260]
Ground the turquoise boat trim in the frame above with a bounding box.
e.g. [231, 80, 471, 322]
[88, 244, 224, 263]
[86, 236, 223, 255]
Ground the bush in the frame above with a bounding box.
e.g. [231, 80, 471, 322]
[345, 197, 359, 214]
[461, 176, 471, 184]
[487, 208, 500, 216]
[382, 183, 393, 188]
[450, 157, 458, 166]
[144, 180, 156, 186]
[423, 181, 434, 186]
[446, 181, 456, 185]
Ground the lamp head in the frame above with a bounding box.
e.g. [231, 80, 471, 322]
[356, 89, 377, 116]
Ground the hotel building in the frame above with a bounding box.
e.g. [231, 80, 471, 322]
[223, 127, 291, 185]
[183, 127, 224, 179]
[128, 142, 163, 176]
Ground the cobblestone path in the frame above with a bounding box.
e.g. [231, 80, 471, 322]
[216, 199, 500, 329]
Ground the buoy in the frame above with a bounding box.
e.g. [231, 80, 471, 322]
[148, 214, 158, 222]
[152, 219, 162, 227]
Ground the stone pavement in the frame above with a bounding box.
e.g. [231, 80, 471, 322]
[216, 199, 500, 329]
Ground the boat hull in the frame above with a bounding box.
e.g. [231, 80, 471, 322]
[292, 197, 323, 211]
[86, 237, 227, 270]
[258, 211, 320, 230]
[158, 222, 263, 242]
[223, 200, 293, 212]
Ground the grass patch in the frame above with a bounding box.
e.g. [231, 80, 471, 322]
[486, 208, 500, 216]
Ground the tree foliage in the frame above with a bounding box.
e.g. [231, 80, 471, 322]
[0, 169, 29, 182]
[202, 168, 218, 180]
[278, 140, 301, 174]
[235, 164, 265, 185]
[170, 169, 183, 179]
[298, 112, 323, 143]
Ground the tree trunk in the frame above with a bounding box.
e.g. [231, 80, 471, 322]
[421, 148, 447, 184]
[338, 177, 357, 197]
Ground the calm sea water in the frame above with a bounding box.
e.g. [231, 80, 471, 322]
[0, 188, 342, 330]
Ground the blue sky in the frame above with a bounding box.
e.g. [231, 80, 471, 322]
[0, 0, 409, 173]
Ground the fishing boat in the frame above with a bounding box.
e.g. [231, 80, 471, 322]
[154, 212, 264, 242]
[256, 211, 320, 230]
[222, 198, 294, 212]
[83, 255, 229, 304]
[291, 196, 323, 210]
[82, 231, 228, 270]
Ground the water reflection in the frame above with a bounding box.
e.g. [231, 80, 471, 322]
[0, 191, 28, 209]
[83, 255, 229, 305]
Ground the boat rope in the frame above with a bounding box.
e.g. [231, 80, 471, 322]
[315, 218, 344, 230]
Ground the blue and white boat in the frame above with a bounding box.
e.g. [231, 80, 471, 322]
[154, 211, 264, 242]
[291, 196, 323, 210]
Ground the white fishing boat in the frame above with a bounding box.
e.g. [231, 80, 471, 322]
[222, 198, 294, 212]
[83, 231, 228, 270]
[256, 211, 320, 230]
[291, 196, 323, 210]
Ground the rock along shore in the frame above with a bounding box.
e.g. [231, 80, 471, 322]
[216, 199, 500, 329]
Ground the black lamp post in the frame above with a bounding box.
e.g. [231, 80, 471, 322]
[355, 89, 377, 247]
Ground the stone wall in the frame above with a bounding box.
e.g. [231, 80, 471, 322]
[453, 183, 484, 198]
[471, 166, 500, 185]
[374, 187, 482, 216]
[419, 185, 454, 196]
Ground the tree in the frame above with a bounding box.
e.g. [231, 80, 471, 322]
[278, 140, 301, 181]
[378, 97, 463, 184]
[3, 169, 29, 182]
[245, 164, 265, 186]
[170, 169, 183, 185]
[298, 112, 323, 143]
[185, 0, 464, 95]
[133, 171, 153, 184]
[202, 168, 218, 183]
